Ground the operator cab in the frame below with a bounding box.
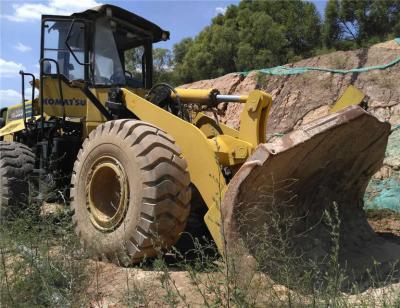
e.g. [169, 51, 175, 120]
[41, 4, 169, 89]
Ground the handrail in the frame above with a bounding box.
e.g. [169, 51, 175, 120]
[19, 71, 36, 126]
[39, 58, 65, 135]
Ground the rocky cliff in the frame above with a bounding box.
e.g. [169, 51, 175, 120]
[182, 40, 400, 211]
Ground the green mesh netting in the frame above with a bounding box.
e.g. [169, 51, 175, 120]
[241, 38, 400, 76]
[365, 127, 400, 213]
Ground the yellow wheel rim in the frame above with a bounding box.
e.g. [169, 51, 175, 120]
[86, 156, 129, 231]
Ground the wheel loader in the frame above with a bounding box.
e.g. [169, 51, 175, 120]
[0, 5, 391, 266]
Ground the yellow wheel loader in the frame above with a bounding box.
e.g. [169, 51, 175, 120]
[0, 5, 390, 266]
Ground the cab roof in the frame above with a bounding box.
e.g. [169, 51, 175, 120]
[71, 4, 170, 44]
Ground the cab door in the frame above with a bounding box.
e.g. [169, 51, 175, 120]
[40, 16, 89, 118]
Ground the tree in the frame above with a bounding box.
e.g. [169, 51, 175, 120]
[172, 0, 322, 83]
[153, 48, 174, 84]
[324, 0, 341, 48]
[168, 0, 399, 85]
[173, 38, 193, 65]
[171, 38, 195, 83]
[324, 0, 400, 48]
[124, 47, 175, 85]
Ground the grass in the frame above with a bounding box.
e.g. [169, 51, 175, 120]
[121, 201, 398, 307]
[1, 190, 399, 307]
[0, 201, 90, 307]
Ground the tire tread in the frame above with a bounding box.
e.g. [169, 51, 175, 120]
[0, 141, 35, 219]
[70, 120, 191, 265]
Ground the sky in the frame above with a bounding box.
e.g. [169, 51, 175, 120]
[0, 0, 327, 108]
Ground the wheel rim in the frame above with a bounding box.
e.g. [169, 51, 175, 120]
[86, 156, 129, 231]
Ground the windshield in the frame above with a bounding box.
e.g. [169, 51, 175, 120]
[93, 17, 126, 85]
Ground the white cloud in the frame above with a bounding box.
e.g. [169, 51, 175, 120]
[215, 6, 227, 15]
[4, 0, 102, 22]
[14, 42, 32, 52]
[24, 87, 39, 98]
[0, 58, 25, 78]
[0, 88, 39, 108]
[0, 89, 21, 107]
[49, 0, 102, 13]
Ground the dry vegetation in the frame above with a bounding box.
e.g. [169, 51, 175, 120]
[1, 193, 399, 307]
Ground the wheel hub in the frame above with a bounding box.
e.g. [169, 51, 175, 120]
[86, 156, 129, 231]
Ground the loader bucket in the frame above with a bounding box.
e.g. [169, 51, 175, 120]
[221, 105, 397, 287]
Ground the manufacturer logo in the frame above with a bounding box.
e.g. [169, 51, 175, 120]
[43, 98, 86, 106]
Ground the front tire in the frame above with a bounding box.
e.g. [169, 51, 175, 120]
[70, 120, 191, 265]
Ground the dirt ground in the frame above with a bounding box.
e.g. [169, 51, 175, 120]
[83, 210, 400, 307]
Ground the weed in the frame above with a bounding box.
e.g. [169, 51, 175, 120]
[0, 199, 90, 307]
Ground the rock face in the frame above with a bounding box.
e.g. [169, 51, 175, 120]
[182, 39, 400, 211]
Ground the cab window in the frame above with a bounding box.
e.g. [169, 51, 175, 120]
[43, 20, 86, 80]
[92, 17, 149, 88]
[93, 17, 125, 85]
[124, 46, 145, 88]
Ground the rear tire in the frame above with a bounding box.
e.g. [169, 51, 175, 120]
[0, 141, 35, 220]
[70, 120, 191, 265]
